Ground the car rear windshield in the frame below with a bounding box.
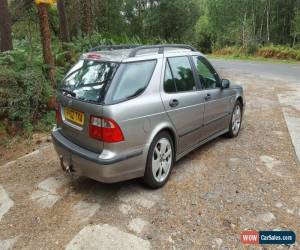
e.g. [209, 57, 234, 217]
[60, 60, 118, 103]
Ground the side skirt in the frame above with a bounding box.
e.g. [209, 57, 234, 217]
[175, 128, 228, 161]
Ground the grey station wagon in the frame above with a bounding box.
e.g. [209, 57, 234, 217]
[52, 44, 245, 188]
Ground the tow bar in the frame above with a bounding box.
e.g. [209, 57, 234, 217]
[59, 155, 73, 177]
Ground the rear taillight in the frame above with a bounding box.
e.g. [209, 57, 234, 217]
[89, 116, 124, 143]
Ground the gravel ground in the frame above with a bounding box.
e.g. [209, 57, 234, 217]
[0, 66, 299, 249]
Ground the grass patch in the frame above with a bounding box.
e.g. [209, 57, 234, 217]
[207, 54, 300, 64]
[211, 45, 300, 63]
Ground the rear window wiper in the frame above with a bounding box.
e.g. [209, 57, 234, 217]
[61, 88, 76, 97]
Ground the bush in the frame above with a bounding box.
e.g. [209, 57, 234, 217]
[213, 44, 300, 61]
[244, 42, 259, 55]
[213, 46, 244, 56]
[0, 65, 52, 134]
[256, 45, 300, 60]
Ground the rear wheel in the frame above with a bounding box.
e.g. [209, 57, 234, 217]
[226, 101, 242, 138]
[143, 132, 174, 189]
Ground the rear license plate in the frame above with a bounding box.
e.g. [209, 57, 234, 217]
[64, 107, 84, 125]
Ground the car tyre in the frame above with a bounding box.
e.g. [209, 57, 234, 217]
[226, 100, 243, 138]
[143, 131, 174, 189]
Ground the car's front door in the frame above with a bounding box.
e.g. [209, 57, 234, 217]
[160, 56, 205, 154]
[192, 56, 232, 139]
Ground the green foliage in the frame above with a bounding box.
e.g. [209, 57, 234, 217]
[35, 111, 56, 131]
[154, 0, 200, 42]
[0, 51, 52, 134]
[213, 45, 300, 61]
[292, 9, 300, 44]
[194, 15, 213, 53]
[257, 45, 300, 60]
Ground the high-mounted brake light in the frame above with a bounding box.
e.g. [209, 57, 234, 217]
[89, 116, 124, 143]
[86, 53, 102, 60]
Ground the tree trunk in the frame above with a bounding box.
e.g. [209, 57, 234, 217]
[37, 3, 56, 87]
[259, 3, 267, 43]
[0, 0, 13, 52]
[266, 0, 270, 43]
[252, 0, 256, 40]
[242, 12, 247, 47]
[57, 0, 70, 42]
[81, 0, 93, 35]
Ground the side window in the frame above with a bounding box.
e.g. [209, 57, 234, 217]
[192, 56, 219, 89]
[164, 62, 176, 93]
[112, 60, 156, 102]
[168, 57, 196, 92]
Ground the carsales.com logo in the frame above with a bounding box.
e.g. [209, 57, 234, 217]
[241, 230, 296, 245]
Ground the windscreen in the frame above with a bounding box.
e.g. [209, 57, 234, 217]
[61, 60, 118, 102]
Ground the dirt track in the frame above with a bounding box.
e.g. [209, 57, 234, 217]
[0, 61, 300, 249]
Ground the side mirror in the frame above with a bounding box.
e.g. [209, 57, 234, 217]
[221, 79, 230, 89]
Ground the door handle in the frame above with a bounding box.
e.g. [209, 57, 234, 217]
[169, 99, 179, 107]
[204, 93, 211, 101]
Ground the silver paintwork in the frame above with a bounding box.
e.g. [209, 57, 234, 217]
[52, 47, 245, 183]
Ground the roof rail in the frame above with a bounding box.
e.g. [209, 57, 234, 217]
[89, 44, 198, 57]
[128, 44, 197, 57]
[89, 44, 141, 52]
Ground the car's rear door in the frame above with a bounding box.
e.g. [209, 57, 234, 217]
[56, 59, 118, 153]
[160, 56, 205, 154]
[57, 94, 104, 153]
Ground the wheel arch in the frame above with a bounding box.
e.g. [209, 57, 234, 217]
[146, 123, 177, 157]
[236, 96, 244, 111]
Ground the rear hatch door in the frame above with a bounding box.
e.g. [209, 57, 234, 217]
[57, 94, 103, 153]
[56, 58, 119, 153]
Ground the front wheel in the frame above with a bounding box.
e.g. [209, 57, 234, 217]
[226, 101, 243, 138]
[143, 132, 174, 189]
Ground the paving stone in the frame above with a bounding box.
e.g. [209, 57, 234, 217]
[278, 89, 300, 112]
[213, 238, 223, 248]
[31, 190, 60, 209]
[31, 176, 70, 208]
[257, 212, 276, 223]
[37, 176, 69, 194]
[0, 237, 19, 250]
[260, 155, 281, 170]
[118, 184, 159, 209]
[72, 200, 100, 223]
[0, 185, 14, 221]
[282, 113, 300, 162]
[128, 218, 149, 234]
[119, 203, 132, 215]
[65, 224, 150, 250]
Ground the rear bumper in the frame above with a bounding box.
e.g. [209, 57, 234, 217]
[51, 128, 145, 183]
